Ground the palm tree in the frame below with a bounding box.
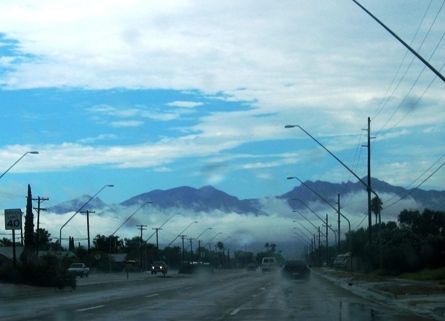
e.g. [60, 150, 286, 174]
[371, 196, 383, 224]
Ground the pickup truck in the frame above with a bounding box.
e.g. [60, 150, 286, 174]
[67, 263, 90, 277]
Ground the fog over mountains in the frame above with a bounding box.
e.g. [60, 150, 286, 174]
[49, 178, 445, 216]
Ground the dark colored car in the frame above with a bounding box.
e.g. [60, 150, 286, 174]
[179, 261, 214, 274]
[282, 260, 310, 279]
[150, 261, 168, 276]
[246, 263, 257, 271]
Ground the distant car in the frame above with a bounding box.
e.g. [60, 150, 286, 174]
[246, 263, 257, 271]
[150, 261, 168, 276]
[333, 253, 351, 270]
[281, 260, 310, 279]
[261, 257, 277, 272]
[179, 261, 214, 274]
[67, 263, 90, 278]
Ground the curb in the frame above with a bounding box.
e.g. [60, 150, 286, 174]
[313, 269, 445, 321]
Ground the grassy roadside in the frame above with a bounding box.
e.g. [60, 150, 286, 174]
[399, 267, 445, 283]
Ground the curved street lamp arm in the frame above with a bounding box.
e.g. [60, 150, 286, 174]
[285, 125, 378, 198]
[0, 151, 39, 180]
[111, 201, 152, 236]
[59, 184, 113, 244]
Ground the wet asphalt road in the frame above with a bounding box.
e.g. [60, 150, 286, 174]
[1, 270, 435, 321]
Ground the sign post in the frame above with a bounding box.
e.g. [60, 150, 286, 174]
[4, 209, 23, 267]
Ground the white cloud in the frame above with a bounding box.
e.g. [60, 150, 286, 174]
[110, 120, 144, 128]
[78, 134, 117, 144]
[167, 101, 203, 108]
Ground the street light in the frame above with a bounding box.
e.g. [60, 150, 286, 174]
[110, 201, 152, 237]
[285, 124, 378, 240]
[0, 151, 39, 180]
[59, 184, 114, 247]
[287, 176, 351, 251]
[205, 232, 223, 250]
[196, 227, 212, 259]
[166, 220, 198, 247]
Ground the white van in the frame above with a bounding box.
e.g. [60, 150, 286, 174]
[261, 256, 277, 272]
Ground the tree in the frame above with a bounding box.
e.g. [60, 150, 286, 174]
[216, 241, 224, 252]
[93, 234, 123, 253]
[270, 243, 277, 253]
[68, 237, 75, 251]
[371, 196, 383, 224]
[24, 184, 35, 251]
[0, 237, 12, 246]
[34, 228, 51, 251]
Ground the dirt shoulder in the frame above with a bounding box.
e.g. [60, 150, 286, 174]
[313, 267, 445, 321]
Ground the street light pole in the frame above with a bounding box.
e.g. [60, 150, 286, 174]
[80, 210, 95, 251]
[285, 124, 378, 240]
[59, 184, 114, 248]
[287, 176, 351, 251]
[167, 221, 198, 248]
[195, 227, 212, 259]
[0, 151, 39, 180]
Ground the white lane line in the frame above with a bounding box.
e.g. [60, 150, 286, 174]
[76, 305, 105, 312]
[145, 293, 160, 298]
[230, 307, 241, 316]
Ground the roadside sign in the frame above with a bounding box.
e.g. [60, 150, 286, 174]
[4, 209, 22, 230]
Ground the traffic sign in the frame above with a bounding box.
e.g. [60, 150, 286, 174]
[4, 209, 22, 230]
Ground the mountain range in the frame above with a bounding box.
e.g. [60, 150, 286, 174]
[48, 177, 445, 215]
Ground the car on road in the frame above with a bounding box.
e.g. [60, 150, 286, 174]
[150, 261, 168, 276]
[246, 263, 257, 271]
[281, 260, 310, 279]
[261, 256, 277, 272]
[67, 263, 90, 278]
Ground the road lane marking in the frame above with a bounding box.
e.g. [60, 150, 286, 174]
[230, 307, 241, 316]
[145, 293, 159, 298]
[76, 305, 105, 312]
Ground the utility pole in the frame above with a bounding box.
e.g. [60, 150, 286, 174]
[318, 227, 321, 265]
[180, 235, 186, 262]
[33, 196, 49, 255]
[152, 227, 161, 250]
[80, 210, 95, 251]
[136, 224, 147, 269]
[188, 238, 193, 261]
[362, 117, 374, 241]
[325, 214, 329, 265]
[337, 194, 341, 252]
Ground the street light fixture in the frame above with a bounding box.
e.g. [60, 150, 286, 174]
[285, 124, 379, 240]
[59, 184, 114, 247]
[166, 220, 198, 247]
[196, 227, 212, 259]
[287, 176, 351, 250]
[0, 151, 39, 180]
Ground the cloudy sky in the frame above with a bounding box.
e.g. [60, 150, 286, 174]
[0, 0, 444, 215]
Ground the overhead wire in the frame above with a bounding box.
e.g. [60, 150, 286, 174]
[373, 0, 434, 121]
[384, 160, 445, 209]
[383, 151, 445, 205]
[379, 27, 445, 133]
[377, 0, 445, 134]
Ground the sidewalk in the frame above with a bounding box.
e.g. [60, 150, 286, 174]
[314, 268, 445, 321]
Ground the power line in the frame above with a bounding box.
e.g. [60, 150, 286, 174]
[384, 160, 445, 209]
[390, 61, 445, 129]
[376, 0, 445, 134]
[379, 27, 445, 133]
[385, 151, 445, 205]
[373, 0, 434, 120]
